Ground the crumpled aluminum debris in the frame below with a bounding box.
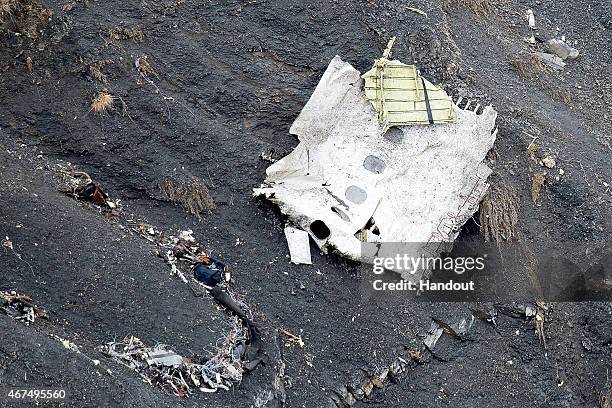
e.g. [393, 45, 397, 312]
[254, 55, 497, 276]
[0, 291, 47, 324]
[103, 322, 248, 396]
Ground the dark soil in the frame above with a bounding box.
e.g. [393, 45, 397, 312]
[1, 0, 610, 407]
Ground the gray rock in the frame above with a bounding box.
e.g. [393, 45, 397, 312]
[535, 52, 566, 70]
[546, 39, 580, 60]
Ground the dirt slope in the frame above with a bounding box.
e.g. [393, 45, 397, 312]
[1, 0, 610, 407]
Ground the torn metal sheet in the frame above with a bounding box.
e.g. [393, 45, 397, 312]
[104, 328, 251, 396]
[362, 37, 456, 127]
[470, 307, 497, 326]
[535, 52, 566, 70]
[254, 55, 497, 275]
[424, 314, 473, 351]
[147, 349, 184, 368]
[423, 321, 444, 351]
[284, 226, 312, 265]
[1, 291, 47, 324]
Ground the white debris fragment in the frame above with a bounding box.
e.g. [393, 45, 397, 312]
[542, 155, 556, 168]
[2, 237, 13, 250]
[260, 151, 277, 163]
[284, 226, 312, 265]
[524, 36, 536, 44]
[423, 322, 444, 351]
[526, 9, 536, 28]
[254, 56, 497, 275]
[179, 229, 195, 242]
[147, 349, 184, 368]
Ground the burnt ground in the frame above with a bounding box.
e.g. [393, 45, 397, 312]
[0, 0, 611, 407]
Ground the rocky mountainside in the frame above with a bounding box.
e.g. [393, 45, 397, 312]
[1, 0, 610, 407]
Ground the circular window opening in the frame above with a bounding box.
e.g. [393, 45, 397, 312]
[383, 127, 404, 144]
[310, 220, 331, 240]
[363, 155, 386, 174]
[345, 185, 367, 204]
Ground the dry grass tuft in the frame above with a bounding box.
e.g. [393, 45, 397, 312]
[442, 0, 496, 16]
[1, 0, 52, 39]
[109, 26, 144, 43]
[61, 2, 75, 12]
[89, 65, 106, 82]
[479, 185, 519, 242]
[601, 392, 611, 408]
[531, 173, 546, 204]
[136, 55, 159, 79]
[551, 88, 573, 105]
[527, 142, 539, 157]
[88, 59, 113, 82]
[0, 0, 17, 15]
[600, 377, 612, 408]
[159, 178, 215, 219]
[512, 53, 546, 80]
[90, 91, 114, 113]
[511, 59, 529, 80]
[601, 379, 612, 408]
